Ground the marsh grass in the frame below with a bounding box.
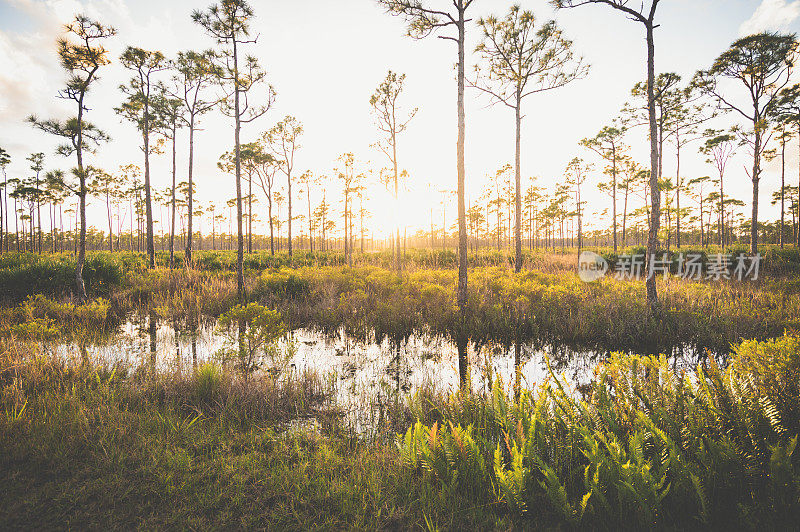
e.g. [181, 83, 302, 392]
[256, 265, 800, 356]
[3, 259, 796, 360]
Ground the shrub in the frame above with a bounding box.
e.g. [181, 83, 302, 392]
[216, 303, 287, 376]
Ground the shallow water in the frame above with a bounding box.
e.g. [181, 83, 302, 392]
[47, 313, 699, 433]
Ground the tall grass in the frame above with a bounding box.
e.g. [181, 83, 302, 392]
[255, 266, 800, 356]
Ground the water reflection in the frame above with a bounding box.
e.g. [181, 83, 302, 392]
[43, 312, 718, 433]
[56, 313, 602, 397]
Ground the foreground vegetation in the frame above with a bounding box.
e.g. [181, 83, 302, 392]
[2, 335, 800, 529]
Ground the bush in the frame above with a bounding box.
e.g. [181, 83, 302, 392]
[0, 253, 130, 303]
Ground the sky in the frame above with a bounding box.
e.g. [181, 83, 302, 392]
[1, 0, 800, 239]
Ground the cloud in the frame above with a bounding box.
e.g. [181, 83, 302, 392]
[740, 0, 800, 35]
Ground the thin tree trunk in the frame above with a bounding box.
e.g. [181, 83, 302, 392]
[268, 190, 275, 255]
[143, 91, 155, 269]
[514, 94, 523, 273]
[75, 89, 88, 299]
[781, 137, 785, 248]
[187, 117, 196, 265]
[233, 39, 245, 302]
[288, 169, 293, 257]
[612, 146, 618, 253]
[676, 142, 682, 248]
[645, 24, 660, 307]
[751, 128, 761, 255]
[456, 3, 469, 386]
[107, 191, 113, 252]
[248, 173, 253, 254]
[307, 186, 313, 253]
[170, 122, 177, 267]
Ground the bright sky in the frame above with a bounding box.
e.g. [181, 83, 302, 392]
[1, 0, 800, 238]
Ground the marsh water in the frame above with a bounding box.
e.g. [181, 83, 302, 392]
[49, 312, 703, 432]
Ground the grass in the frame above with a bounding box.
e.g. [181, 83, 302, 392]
[3, 335, 800, 529]
[0, 342, 503, 530]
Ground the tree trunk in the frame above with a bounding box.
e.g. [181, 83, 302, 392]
[612, 145, 618, 253]
[268, 190, 275, 255]
[106, 191, 113, 252]
[676, 142, 681, 249]
[36, 174, 42, 254]
[514, 95, 523, 273]
[248, 172, 253, 254]
[781, 137, 785, 248]
[143, 98, 155, 269]
[75, 92, 88, 299]
[170, 122, 177, 267]
[456, 3, 469, 387]
[307, 187, 313, 253]
[288, 169, 293, 257]
[645, 24, 660, 308]
[751, 128, 761, 255]
[719, 169, 725, 248]
[187, 117, 196, 265]
[233, 39, 245, 303]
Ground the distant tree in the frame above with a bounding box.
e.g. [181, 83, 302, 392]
[25, 152, 45, 254]
[336, 153, 358, 267]
[313, 192, 333, 253]
[0, 147, 9, 252]
[152, 89, 186, 266]
[44, 169, 67, 252]
[696, 32, 797, 254]
[564, 157, 590, 255]
[699, 129, 737, 248]
[218, 143, 262, 253]
[582, 123, 626, 252]
[299, 171, 319, 252]
[555, 0, 663, 308]
[370, 70, 417, 269]
[194, 0, 276, 301]
[251, 137, 279, 255]
[776, 128, 794, 249]
[119, 164, 142, 251]
[775, 83, 800, 247]
[666, 82, 714, 248]
[172, 50, 221, 264]
[28, 15, 116, 299]
[378, 0, 479, 385]
[687, 175, 713, 247]
[117, 46, 169, 268]
[471, 5, 587, 271]
[89, 167, 117, 251]
[265, 117, 302, 258]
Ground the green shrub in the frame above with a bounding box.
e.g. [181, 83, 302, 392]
[0, 253, 129, 302]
